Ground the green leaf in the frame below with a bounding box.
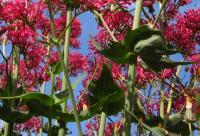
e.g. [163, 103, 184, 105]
[89, 34, 102, 51]
[58, 112, 93, 122]
[52, 62, 62, 75]
[141, 56, 193, 72]
[196, 113, 200, 125]
[54, 74, 85, 102]
[134, 34, 179, 56]
[102, 42, 135, 64]
[144, 115, 163, 127]
[166, 121, 192, 136]
[163, 113, 182, 128]
[26, 99, 61, 117]
[0, 104, 32, 123]
[134, 35, 164, 54]
[195, 95, 200, 105]
[0, 92, 55, 106]
[88, 64, 125, 115]
[150, 127, 166, 136]
[124, 25, 161, 50]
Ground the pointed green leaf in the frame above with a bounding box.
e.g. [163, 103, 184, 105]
[163, 113, 182, 128]
[134, 35, 180, 56]
[141, 56, 193, 72]
[0, 104, 32, 123]
[52, 62, 62, 75]
[0, 92, 55, 106]
[124, 25, 161, 50]
[102, 42, 135, 64]
[196, 113, 200, 125]
[89, 34, 102, 51]
[150, 127, 166, 136]
[88, 64, 125, 115]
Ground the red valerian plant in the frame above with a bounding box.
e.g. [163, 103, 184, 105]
[0, 0, 199, 136]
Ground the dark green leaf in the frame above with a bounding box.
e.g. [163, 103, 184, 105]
[150, 127, 166, 136]
[0, 92, 55, 106]
[52, 62, 62, 75]
[141, 56, 193, 72]
[88, 64, 125, 115]
[163, 113, 182, 128]
[102, 42, 135, 64]
[196, 113, 200, 125]
[195, 95, 200, 105]
[26, 99, 61, 118]
[134, 35, 179, 56]
[89, 35, 102, 51]
[134, 35, 164, 54]
[166, 121, 193, 136]
[54, 90, 68, 99]
[124, 25, 161, 50]
[0, 104, 32, 123]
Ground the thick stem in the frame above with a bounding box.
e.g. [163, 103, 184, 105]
[4, 123, 13, 136]
[56, 10, 83, 136]
[4, 46, 20, 136]
[2, 35, 10, 136]
[51, 74, 55, 98]
[189, 123, 193, 136]
[122, 0, 143, 135]
[160, 83, 165, 119]
[98, 111, 107, 136]
[45, 1, 83, 135]
[48, 117, 52, 136]
[39, 82, 46, 136]
[56, 42, 83, 136]
[58, 10, 72, 136]
[46, 0, 56, 38]
[11, 46, 20, 109]
[48, 75, 54, 136]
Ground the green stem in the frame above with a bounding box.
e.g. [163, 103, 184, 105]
[2, 35, 7, 58]
[48, 117, 52, 136]
[58, 10, 72, 136]
[11, 46, 20, 109]
[2, 35, 10, 136]
[189, 123, 193, 136]
[39, 82, 46, 136]
[56, 10, 83, 136]
[122, 0, 143, 136]
[51, 74, 55, 98]
[28, 129, 31, 136]
[46, 0, 56, 38]
[4, 123, 12, 136]
[98, 111, 107, 136]
[93, 10, 118, 42]
[4, 46, 20, 136]
[46, 1, 83, 135]
[48, 75, 54, 136]
[166, 65, 182, 114]
[152, 0, 167, 29]
[160, 83, 165, 119]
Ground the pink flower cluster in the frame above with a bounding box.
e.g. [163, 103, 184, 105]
[15, 116, 41, 133]
[165, 8, 200, 52]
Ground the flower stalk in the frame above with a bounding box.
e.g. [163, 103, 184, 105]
[46, 0, 83, 135]
[122, 0, 143, 135]
[98, 111, 107, 136]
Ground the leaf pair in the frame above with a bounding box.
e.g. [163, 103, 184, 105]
[100, 26, 192, 72]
